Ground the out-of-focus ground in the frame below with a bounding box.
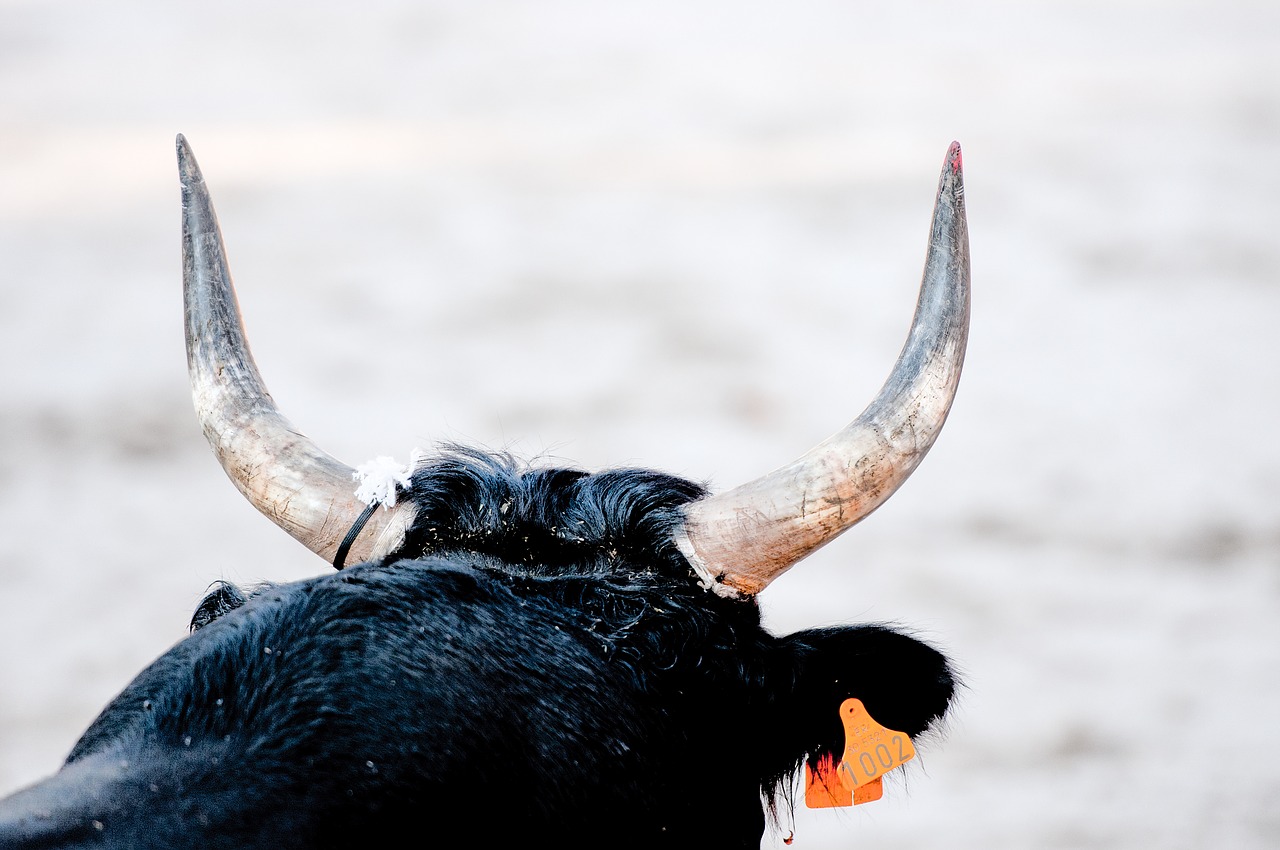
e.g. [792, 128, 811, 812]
[2, 1, 1278, 847]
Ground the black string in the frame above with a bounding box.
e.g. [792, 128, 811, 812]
[333, 501, 379, 570]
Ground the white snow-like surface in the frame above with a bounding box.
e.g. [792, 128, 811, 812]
[2, 2, 1278, 847]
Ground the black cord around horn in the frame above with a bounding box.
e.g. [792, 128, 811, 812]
[333, 502, 379, 570]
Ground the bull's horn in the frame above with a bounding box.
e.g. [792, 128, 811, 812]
[676, 142, 970, 598]
[179, 134, 413, 567]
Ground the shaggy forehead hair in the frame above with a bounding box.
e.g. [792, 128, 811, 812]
[192, 446, 759, 675]
[395, 445, 710, 582]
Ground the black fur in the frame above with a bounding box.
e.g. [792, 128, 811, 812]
[0, 448, 955, 849]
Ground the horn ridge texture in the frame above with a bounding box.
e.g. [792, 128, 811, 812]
[179, 135, 411, 566]
[676, 142, 970, 598]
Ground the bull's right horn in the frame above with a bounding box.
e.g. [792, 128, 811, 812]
[677, 142, 970, 598]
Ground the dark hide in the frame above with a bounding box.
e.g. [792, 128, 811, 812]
[0, 448, 955, 849]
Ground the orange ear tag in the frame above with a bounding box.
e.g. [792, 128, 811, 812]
[837, 698, 916, 790]
[803, 698, 915, 808]
[805, 756, 887, 807]
[804, 754, 851, 808]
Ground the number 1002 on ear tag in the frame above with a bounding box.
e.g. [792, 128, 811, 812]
[837, 698, 916, 791]
[804, 698, 917, 808]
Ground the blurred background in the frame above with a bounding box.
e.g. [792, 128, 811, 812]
[1, 1, 1278, 847]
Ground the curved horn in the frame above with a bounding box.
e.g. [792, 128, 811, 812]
[677, 142, 970, 598]
[179, 134, 413, 567]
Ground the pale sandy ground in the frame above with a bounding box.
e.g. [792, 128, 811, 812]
[2, 1, 1279, 847]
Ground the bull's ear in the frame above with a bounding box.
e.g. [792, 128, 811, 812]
[677, 143, 970, 598]
[783, 624, 958, 764]
[189, 580, 257, 631]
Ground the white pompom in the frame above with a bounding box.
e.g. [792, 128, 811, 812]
[352, 449, 426, 509]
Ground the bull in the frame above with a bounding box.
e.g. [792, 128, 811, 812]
[0, 136, 970, 849]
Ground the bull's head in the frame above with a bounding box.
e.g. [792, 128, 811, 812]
[0, 137, 969, 849]
[183, 135, 969, 596]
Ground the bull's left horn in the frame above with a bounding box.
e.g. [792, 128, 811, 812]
[179, 134, 412, 567]
[677, 142, 970, 598]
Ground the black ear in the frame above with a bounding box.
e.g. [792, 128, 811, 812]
[189, 580, 283, 632]
[781, 624, 958, 766]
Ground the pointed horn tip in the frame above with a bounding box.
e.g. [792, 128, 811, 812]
[176, 134, 203, 185]
[937, 141, 965, 207]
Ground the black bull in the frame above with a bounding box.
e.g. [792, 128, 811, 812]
[0, 138, 970, 849]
